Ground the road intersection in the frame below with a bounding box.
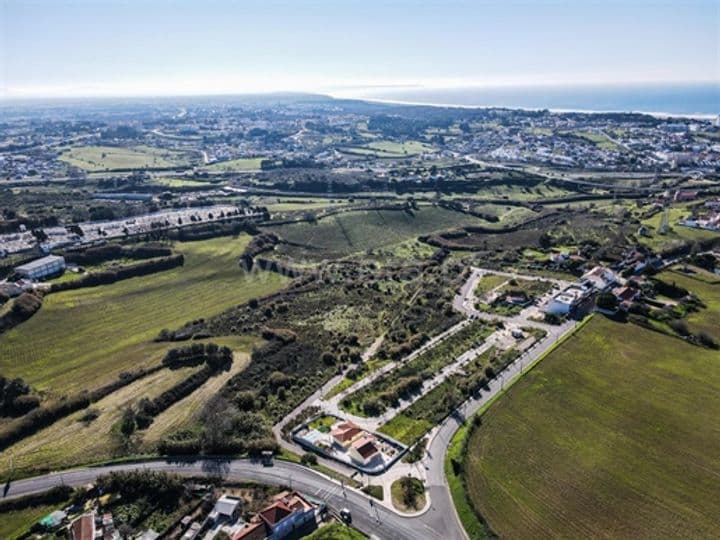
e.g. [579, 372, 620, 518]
[3, 267, 582, 540]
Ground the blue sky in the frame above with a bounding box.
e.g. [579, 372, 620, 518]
[1, 0, 718, 98]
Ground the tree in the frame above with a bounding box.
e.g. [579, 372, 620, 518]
[119, 407, 136, 437]
[300, 452, 318, 466]
[596, 292, 619, 311]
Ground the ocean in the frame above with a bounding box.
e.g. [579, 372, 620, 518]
[342, 83, 719, 117]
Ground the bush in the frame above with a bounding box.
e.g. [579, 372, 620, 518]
[300, 452, 318, 466]
[50, 255, 184, 292]
[698, 331, 719, 349]
[669, 319, 690, 336]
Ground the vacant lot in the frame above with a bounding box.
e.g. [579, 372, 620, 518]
[464, 316, 720, 539]
[270, 207, 480, 260]
[59, 145, 191, 171]
[0, 236, 289, 395]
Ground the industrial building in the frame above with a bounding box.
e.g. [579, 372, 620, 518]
[15, 255, 66, 280]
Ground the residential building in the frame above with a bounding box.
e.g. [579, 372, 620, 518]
[70, 513, 95, 540]
[232, 491, 317, 540]
[330, 421, 363, 449]
[349, 436, 381, 466]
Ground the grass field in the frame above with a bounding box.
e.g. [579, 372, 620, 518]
[0, 504, 62, 539]
[0, 236, 289, 395]
[473, 274, 507, 297]
[270, 207, 480, 260]
[204, 157, 264, 171]
[1, 337, 256, 479]
[1, 365, 198, 478]
[656, 267, 720, 336]
[338, 140, 434, 158]
[573, 130, 623, 151]
[464, 315, 720, 539]
[151, 177, 211, 188]
[59, 145, 191, 171]
[640, 206, 718, 251]
[141, 338, 255, 445]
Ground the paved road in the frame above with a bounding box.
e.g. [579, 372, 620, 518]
[3, 268, 581, 540]
[2, 459, 447, 540]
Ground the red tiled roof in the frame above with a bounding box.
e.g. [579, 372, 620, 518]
[71, 514, 95, 540]
[331, 421, 363, 442]
[232, 520, 270, 540]
[259, 501, 293, 526]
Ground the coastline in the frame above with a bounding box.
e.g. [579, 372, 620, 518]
[334, 94, 718, 121]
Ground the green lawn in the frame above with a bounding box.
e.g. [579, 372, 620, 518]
[0, 236, 289, 395]
[59, 145, 191, 171]
[464, 315, 720, 539]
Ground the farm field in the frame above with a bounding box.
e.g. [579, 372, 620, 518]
[59, 145, 191, 171]
[204, 157, 264, 171]
[141, 340, 254, 445]
[463, 315, 720, 539]
[0, 236, 289, 395]
[338, 140, 434, 158]
[0, 365, 198, 478]
[269, 207, 481, 260]
[0, 336, 256, 479]
[0, 504, 62, 539]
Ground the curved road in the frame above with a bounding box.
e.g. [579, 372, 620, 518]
[2, 269, 581, 540]
[3, 458, 454, 540]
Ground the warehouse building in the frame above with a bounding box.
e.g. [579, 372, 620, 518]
[15, 255, 66, 280]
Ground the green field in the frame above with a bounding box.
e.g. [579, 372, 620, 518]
[0, 236, 289, 395]
[656, 267, 720, 336]
[473, 274, 507, 297]
[1, 337, 255, 479]
[59, 145, 191, 171]
[338, 140, 434, 158]
[573, 130, 623, 151]
[151, 177, 210, 188]
[0, 504, 63, 539]
[270, 207, 480, 260]
[463, 316, 720, 539]
[640, 206, 718, 251]
[204, 157, 264, 171]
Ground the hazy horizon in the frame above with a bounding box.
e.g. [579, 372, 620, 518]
[1, 0, 718, 100]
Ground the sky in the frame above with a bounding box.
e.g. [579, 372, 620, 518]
[1, 0, 718, 98]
